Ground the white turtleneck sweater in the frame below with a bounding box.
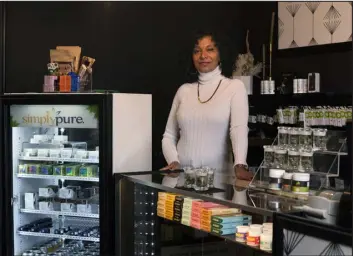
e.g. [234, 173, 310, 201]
[162, 66, 249, 187]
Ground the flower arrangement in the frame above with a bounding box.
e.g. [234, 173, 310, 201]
[232, 30, 262, 78]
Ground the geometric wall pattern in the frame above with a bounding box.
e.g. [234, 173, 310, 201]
[278, 2, 352, 49]
[283, 229, 352, 256]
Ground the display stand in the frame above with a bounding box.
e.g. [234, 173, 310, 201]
[247, 129, 347, 210]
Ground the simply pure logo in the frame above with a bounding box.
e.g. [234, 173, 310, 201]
[22, 108, 84, 126]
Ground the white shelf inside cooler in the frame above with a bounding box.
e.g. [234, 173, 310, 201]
[18, 231, 100, 242]
[20, 209, 99, 218]
[17, 173, 99, 182]
[18, 156, 99, 164]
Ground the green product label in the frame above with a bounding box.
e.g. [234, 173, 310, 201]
[292, 181, 309, 192]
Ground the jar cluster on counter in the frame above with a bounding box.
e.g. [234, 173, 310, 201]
[183, 166, 215, 191]
[263, 145, 313, 172]
[269, 169, 310, 195]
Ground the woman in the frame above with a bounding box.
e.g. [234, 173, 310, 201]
[161, 31, 253, 201]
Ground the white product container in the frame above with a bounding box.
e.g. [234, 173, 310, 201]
[282, 172, 293, 192]
[37, 149, 50, 157]
[74, 150, 88, 159]
[263, 80, 270, 94]
[52, 135, 68, 144]
[61, 149, 73, 158]
[269, 169, 285, 190]
[260, 233, 273, 251]
[292, 173, 310, 194]
[249, 224, 263, 233]
[49, 149, 61, 158]
[23, 148, 38, 157]
[247, 229, 261, 247]
[269, 80, 275, 94]
[235, 226, 249, 243]
[293, 79, 298, 94]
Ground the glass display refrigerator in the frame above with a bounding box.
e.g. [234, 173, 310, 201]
[0, 93, 152, 256]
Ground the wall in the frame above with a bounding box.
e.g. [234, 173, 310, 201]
[3, 2, 352, 170]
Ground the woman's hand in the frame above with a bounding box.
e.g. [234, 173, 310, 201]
[160, 161, 181, 177]
[234, 165, 253, 190]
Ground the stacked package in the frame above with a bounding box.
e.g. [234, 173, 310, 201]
[181, 198, 202, 226]
[190, 202, 223, 230]
[201, 207, 242, 232]
[211, 214, 252, 235]
[173, 195, 184, 222]
[157, 192, 179, 220]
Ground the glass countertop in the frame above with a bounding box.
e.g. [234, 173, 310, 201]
[116, 170, 305, 217]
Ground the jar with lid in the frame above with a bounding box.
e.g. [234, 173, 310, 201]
[277, 126, 288, 146]
[299, 128, 312, 149]
[282, 172, 293, 192]
[299, 150, 313, 172]
[269, 169, 285, 190]
[273, 147, 287, 168]
[288, 127, 300, 146]
[313, 128, 328, 151]
[263, 146, 274, 167]
[288, 148, 300, 170]
[292, 173, 310, 194]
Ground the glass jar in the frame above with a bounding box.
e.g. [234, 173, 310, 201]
[205, 167, 215, 188]
[313, 128, 328, 151]
[277, 126, 288, 146]
[288, 127, 300, 146]
[300, 150, 313, 172]
[273, 147, 287, 168]
[299, 128, 312, 149]
[288, 148, 300, 170]
[263, 146, 274, 167]
[194, 168, 209, 191]
[183, 167, 195, 189]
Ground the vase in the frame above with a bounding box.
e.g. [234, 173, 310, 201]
[234, 76, 253, 95]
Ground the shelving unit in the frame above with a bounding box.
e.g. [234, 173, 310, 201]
[12, 126, 100, 255]
[159, 216, 272, 254]
[17, 173, 99, 182]
[20, 209, 99, 218]
[248, 129, 347, 207]
[18, 231, 100, 242]
[19, 156, 99, 163]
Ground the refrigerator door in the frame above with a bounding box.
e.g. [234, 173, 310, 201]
[1, 94, 113, 256]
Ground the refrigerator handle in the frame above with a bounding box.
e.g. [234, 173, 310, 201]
[11, 195, 18, 206]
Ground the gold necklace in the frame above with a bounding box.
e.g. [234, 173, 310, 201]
[197, 79, 222, 104]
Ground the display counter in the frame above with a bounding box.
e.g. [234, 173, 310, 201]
[113, 171, 287, 255]
[114, 171, 352, 256]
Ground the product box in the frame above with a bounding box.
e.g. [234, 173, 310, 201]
[182, 203, 192, 211]
[191, 211, 201, 219]
[181, 218, 191, 226]
[211, 221, 251, 230]
[158, 192, 168, 200]
[201, 207, 241, 219]
[211, 227, 236, 235]
[211, 214, 252, 224]
[201, 225, 211, 232]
